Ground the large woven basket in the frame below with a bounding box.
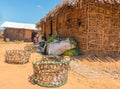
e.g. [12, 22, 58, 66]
[32, 56, 70, 87]
[5, 50, 31, 64]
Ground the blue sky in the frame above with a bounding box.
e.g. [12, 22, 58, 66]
[0, 0, 62, 29]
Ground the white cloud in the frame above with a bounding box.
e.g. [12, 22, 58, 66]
[37, 5, 43, 10]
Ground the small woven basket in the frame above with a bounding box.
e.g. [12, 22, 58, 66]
[32, 56, 70, 87]
[24, 44, 39, 53]
[5, 50, 31, 64]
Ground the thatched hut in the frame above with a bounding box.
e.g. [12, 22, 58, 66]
[36, 0, 120, 55]
[1, 21, 39, 42]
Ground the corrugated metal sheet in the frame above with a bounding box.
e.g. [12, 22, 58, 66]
[1, 21, 37, 30]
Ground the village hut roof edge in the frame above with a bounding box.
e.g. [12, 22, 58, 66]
[36, 0, 120, 25]
[1, 21, 37, 30]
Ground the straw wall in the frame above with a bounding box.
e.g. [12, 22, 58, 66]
[56, 3, 89, 53]
[87, 2, 120, 55]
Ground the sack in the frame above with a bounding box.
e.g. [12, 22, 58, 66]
[47, 39, 75, 56]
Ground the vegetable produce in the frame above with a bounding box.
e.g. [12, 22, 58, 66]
[63, 48, 80, 56]
[45, 35, 61, 44]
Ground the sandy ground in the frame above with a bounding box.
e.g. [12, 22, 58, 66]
[0, 42, 120, 89]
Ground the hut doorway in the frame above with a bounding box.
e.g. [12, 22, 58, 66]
[31, 31, 37, 42]
[18, 30, 24, 40]
[49, 20, 53, 37]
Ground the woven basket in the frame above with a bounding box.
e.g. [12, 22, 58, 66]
[5, 50, 31, 64]
[32, 56, 70, 87]
[24, 44, 39, 53]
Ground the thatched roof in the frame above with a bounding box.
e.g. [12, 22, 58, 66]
[37, 0, 120, 25]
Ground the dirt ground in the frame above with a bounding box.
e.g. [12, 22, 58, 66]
[0, 42, 120, 89]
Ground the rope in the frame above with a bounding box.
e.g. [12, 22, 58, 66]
[33, 77, 68, 88]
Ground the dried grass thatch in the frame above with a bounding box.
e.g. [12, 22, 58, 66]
[36, 0, 120, 25]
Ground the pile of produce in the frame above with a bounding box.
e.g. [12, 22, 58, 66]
[63, 38, 80, 56]
[45, 35, 80, 56]
[45, 35, 61, 44]
[63, 48, 80, 56]
[47, 38, 75, 56]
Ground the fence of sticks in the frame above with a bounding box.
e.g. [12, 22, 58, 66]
[32, 56, 70, 87]
[5, 50, 31, 64]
